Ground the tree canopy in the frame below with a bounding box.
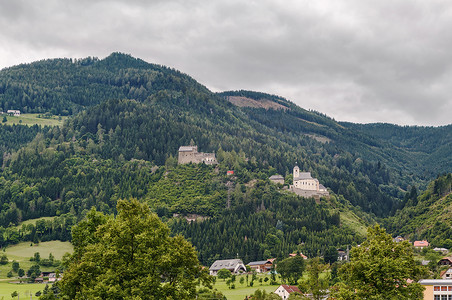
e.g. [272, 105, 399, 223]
[330, 225, 426, 299]
[60, 199, 210, 299]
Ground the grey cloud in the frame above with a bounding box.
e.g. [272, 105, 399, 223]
[1, 0, 452, 125]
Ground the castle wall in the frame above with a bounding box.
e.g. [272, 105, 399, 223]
[178, 146, 217, 165]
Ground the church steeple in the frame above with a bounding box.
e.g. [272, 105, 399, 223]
[293, 163, 300, 178]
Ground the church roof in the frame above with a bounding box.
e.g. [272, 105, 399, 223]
[294, 172, 313, 180]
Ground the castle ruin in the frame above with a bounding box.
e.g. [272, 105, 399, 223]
[178, 146, 217, 165]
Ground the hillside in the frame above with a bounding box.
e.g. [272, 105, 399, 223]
[385, 173, 452, 246]
[342, 122, 452, 178]
[219, 91, 451, 183]
[0, 53, 450, 264]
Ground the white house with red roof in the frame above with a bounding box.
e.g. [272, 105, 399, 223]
[413, 240, 429, 249]
[274, 285, 302, 299]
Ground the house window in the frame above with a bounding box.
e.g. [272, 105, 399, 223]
[435, 286, 441, 291]
[442, 286, 448, 291]
[442, 295, 448, 300]
[449, 286, 452, 291]
[434, 296, 440, 300]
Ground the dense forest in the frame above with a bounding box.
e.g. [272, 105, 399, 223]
[170, 179, 361, 266]
[385, 173, 452, 246]
[342, 122, 452, 177]
[0, 53, 450, 264]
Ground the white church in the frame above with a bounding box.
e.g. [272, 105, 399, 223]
[290, 164, 329, 199]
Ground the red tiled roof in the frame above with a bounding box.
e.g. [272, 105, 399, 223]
[414, 240, 429, 247]
[289, 253, 308, 259]
[281, 285, 301, 294]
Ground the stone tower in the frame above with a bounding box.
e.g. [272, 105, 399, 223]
[293, 164, 300, 178]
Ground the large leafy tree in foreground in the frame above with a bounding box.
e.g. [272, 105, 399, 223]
[330, 225, 426, 300]
[60, 199, 210, 299]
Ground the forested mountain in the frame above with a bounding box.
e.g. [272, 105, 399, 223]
[0, 53, 207, 115]
[342, 122, 452, 178]
[0, 53, 450, 263]
[385, 173, 452, 246]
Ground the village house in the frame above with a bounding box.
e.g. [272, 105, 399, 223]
[414, 240, 430, 249]
[337, 249, 348, 261]
[289, 164, 329, 199]
[7, 110, 20, 116]
[393, 236, 405, 243]
[269, 175, 284, 185]
[274, 285, 302, 299]
[247, 259, 275, 273]
[209, 259, 246, 276]
[440, 267, 452, 279]
[438, 257, 452, 266]
[178, 145, 217, 165]
[419, 279, 452, 299]
[434, 248, 450, 255]
[289, 252, 308, 259]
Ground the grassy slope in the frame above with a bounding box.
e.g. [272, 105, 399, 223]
[0, 241, 73, 299]
[1, 114, 66, 127]
[4, 241, 73, 263]
[213, 274, 280, 300]
[0, 282, 43, 299]
[14, 217, 55, 229]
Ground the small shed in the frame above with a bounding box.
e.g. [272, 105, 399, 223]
[269, 175, 284, 185]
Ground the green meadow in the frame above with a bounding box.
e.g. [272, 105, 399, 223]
[1, 114, 67, 127]
[212, 274, 281, 300]
[0, 241, 73, 299]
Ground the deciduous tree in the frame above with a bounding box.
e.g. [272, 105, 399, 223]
[330, 225, 426, 299]
[60, 199, 210, 299]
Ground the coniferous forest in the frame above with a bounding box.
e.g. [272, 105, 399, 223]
[0, 53, 451, 296]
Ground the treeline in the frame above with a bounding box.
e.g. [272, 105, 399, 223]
[0, 214, 75, 248]
[170, 180, 361, 266]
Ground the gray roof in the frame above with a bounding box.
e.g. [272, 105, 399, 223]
[419, 279, 452, 285]
[295, 172, 313, 180]
[179, 146, 197, 152]
[248, 260, 271, 266]
[209, 259, 245, 271]
[269, 175, 284, 180]
[421, 260, 430, 266]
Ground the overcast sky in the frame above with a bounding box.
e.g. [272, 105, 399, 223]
[1, 0, 451, 126]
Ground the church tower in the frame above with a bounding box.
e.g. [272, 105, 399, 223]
[293, 163, 300, 179]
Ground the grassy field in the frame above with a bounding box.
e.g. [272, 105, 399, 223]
[0, 281, 44, 300]
[4, 241, 73, 263]
[213, 274, 281, 300]
[1, 114, 67, 127]
[14, 217, 56, 230]
[0, 241, 73, 299]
